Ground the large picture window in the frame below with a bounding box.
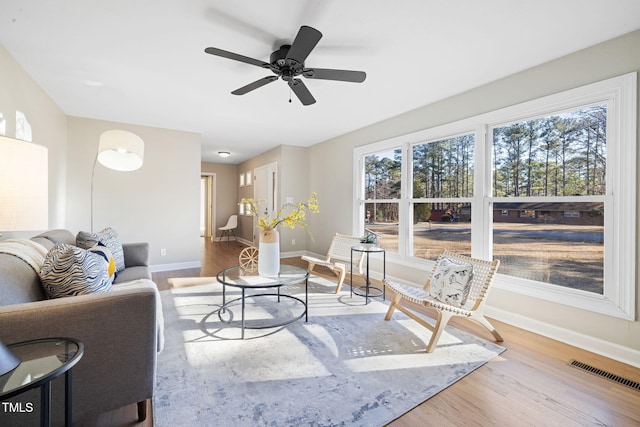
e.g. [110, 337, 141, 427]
[353, 73, 636, 319]
[491, 106, 606, 294]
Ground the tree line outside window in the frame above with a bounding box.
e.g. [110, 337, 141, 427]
[493, 105, 606, 198]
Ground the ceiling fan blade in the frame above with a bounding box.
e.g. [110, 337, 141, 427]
[205, 47, 270, 68]
[303, 68, 367, 83]
[288, 79, 316, 105]
[285, 26, 322, 64]
[231, 76, 278, 95]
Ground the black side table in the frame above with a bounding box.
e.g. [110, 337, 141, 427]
[350, 245, 386, 304]
[0, 337, 84, 427]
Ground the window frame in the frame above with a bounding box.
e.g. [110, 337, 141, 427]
[353, 72, 636, 320]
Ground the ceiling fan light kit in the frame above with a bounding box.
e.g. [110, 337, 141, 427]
[205, 25, 366, 106]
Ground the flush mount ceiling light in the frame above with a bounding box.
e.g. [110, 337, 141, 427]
[218, 151, 231, 158]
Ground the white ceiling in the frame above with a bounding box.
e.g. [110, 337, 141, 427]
[1, 1, 640, 163]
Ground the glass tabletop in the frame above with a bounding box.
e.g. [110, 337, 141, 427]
[217, 264, 309, 289]
[0, 337, 83, 398]
[351, 245, 385, 253]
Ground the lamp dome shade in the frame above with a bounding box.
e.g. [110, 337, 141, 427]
[97, 130, 144, 171]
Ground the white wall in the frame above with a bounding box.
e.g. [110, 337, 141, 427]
[307, 30, 640, 364]
[65, 117, 201, 268]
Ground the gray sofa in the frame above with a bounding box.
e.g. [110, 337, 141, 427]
[0, 229, 163, 425]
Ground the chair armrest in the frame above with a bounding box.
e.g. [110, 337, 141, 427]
[122, 242, 149, 267]
[301, 255, 334, 268]
[0, 283, 159, 422]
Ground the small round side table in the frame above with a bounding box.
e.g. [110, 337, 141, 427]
[0, 337, 84, 427]
[350, 245, 386, 304]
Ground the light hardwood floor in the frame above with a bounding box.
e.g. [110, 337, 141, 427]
[94, 238, 640, 426]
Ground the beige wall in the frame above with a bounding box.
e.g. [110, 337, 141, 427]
[66, 117, 201, 267]
[307, 30, 640, 363]
[0, 44, 67, 234]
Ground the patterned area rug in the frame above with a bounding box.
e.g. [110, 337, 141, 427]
[154, 277, 505, 427]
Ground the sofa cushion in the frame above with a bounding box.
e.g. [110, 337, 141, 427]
[39, 243, 114, 299]
[33, 229, 76, 246]
[114, 266, 151, 284]
[76, 227, 125, 272]
[0, 254, 47, 305]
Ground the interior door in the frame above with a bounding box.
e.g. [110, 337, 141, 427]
[200, 174, 216, 239]
[252, 162, 278, 245]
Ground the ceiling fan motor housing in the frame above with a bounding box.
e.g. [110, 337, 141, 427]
[270, 45, 304, 81]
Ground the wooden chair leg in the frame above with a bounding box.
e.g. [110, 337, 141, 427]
[335, 267, 346, 294]
[137, 400, 147, 422]
[471, 313, 504, 342]
[425, 311, 454, 353]
[384, 293, 402, 320]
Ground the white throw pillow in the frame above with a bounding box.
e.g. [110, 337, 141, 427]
[429, 257, 474, 308]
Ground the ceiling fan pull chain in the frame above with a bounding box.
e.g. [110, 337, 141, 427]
[289, 86, 292, 103]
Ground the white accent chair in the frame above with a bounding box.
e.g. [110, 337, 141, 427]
[384, 249, 502, 352]
[301, 233, 365, 293]
[218, 215, 238, 243]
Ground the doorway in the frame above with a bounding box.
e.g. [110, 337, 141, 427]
[200, 174, 216, 239]
[252, 162, 278, 245]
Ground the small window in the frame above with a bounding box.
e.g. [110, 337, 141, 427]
[519, 210, 536, 218]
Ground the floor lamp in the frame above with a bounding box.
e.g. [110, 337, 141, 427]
[91, 130, 144, 232]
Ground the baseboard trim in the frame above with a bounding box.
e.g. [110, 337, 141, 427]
[150, 261, 201, 273]
[484, 306, 640, 369]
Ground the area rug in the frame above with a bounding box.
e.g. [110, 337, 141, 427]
[153, 276, 505, 427]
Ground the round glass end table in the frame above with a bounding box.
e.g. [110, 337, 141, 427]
[0, 337, 84, 427]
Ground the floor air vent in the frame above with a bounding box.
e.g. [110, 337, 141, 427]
[569, 360, 640, 392]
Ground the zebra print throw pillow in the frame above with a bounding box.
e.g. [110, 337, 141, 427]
[76, 227, 125, 272]
[39, 243, 114, 299]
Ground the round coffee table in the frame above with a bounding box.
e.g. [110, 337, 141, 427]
[215, 264, 309, 339]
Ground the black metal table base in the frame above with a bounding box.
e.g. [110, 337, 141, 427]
[217, 293, 308, 338]
[352, 285, 384, 303]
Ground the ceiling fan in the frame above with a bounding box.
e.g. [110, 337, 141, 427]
[204, 25, 366, 106]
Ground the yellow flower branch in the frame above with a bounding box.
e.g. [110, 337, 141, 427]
[240, 192, 319, 231]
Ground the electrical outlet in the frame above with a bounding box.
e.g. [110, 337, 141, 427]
[292, 239, 296, 246]
[161, 248, 167, 256]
